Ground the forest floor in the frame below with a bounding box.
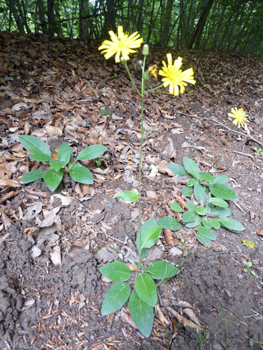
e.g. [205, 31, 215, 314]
[0, 31, 263, 350]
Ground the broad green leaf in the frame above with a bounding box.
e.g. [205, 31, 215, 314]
[186, 216, 202, 228]
[129, 291, 153, 338]
[137, 218, 157, 256]
[167, 163, 188, 176]
[211, 183, 237, 200]
[209, 198, 228, 207]
[43, 168, 63, 191]
[100, 262, 131, 282]
[116, 190, 139, 202]
[207, 218, 220, 229]
[213, 175, 228, 184]
[209, 206, 231, 217]
[69, 164, 93, 184]
[19, 135, 51, 157]
[30, 152, 53, 161]
[195, 206, 207, 215]
[157, 217, 181, 231]
[199, 173, 214, 183]
[194, 181, 207, 204]
[182, 210, 198, 223]
[183, 157, 201, 179]
[186, 202, 197, 210]
[187, 178, 196, 186]
[49, 159, 65, 171]
[101, 282, 130, 315]
[202, 219, 212, 228]
[195, 233, 212, 247]
[135, 273, 157, 307]
[57, 143, 73, 162]
[77, 145, 107, 160]
[22, 169, 44, 184]
[171, 203, 183, 212]
[197, 226, 216, 240]
[218, 217, 245, 233]
[147, 262, 179, 280]
[140, 225, 162, 250]
[181, 186, 193, 197]
[59, 151, 71, 166]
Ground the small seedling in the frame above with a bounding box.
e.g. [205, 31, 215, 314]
[253, 147, 263, 155]
[243, 261, 256, 275]
[19, 135, 107, 191]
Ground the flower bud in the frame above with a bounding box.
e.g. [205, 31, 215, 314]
[138, 60, 143, 66]
[120, 57, 127, 64]
[142, 44, 149, 56]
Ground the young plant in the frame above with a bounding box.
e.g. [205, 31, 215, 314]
[98, 26, 196, 337]
[19, 135, 107, 191]
[168, 157, 245, 247]
[253, 147, 263, 156]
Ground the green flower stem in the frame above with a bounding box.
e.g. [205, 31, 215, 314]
[124, 63, 142, 97]
[138, 55, 147, 268]
[145, 84, 164, 93]
[214, 123, 234, 172]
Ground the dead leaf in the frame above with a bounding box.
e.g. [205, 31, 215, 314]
[165, 230, 180, 246]
[166, 306, 199, 332]
[120, 309, 137, 330]
[50, 246, 62, 265]
[256, 228, 263, 236]
[183, 308, 201, 326]
[45, 124, 63, 136]
[175, 195, 188, 210]
[156, 304, 170, 328]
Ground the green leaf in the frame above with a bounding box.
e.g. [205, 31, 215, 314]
[140, 225, 162, 250]
[129, 291, 153, 338]
[135, 273, 157, 307]
[43, 168, 63, 191]
[69, 164, 93, 184]
[171, 203, 183, 212]
[182, 210, 198, 223]
[209, 198, 228, 207]
[77, 145, 107, 160]
[195, 206, 207, 215]
[194, 181, 207, 204]
[137, 218, 157, 256]
[218, 217, 245, 233]
[202, 219, 212, 228]
[100, 262, 131, 282]
[213, 175, 228, 184]
[147, 262, 179, 280]
[157, 217, 181, 231]
[211, 183, 238, 200]
[22, 169, 44, 184]
[208, 218, 220, 229]
[209, 206, 231, 217]
[59, 151, 71, 166]
[183, 157, 201, 179]
[57, 143, 73, 162]
[49, 159, 65, 171]
[181, 186, 193, 197]
[186, 202, 197, 210]
[19, 135, 51, 159]
[187, 178, 196, 186]
[98, 109, 109, 115]
[195, 234, 212, 247]
[185, 216, 201, 228]
[197, 226, 216, 240]
[116, 190, 139, 202]
[30, 152, 53, 161]
[101, 282, 130, 315]
[199, 173, 214, 183]
[167, 163, 188, 177]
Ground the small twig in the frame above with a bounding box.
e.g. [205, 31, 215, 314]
[176, 112, 263, 148]
[232, 150, 255, 161]
[0, 232, 10, 244]
[232, 201, 247, 214]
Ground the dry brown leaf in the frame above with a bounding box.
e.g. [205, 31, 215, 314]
[183, 308, 201, 326]
[156, 304, 170, 328]
[175, 195, 188, 210]
[1, 212, 12, 230]
[165, 229, 180, 246]
[174, 301, 193, 308]
[256, 228, 263, 236]
[166, 306, 199, 333]
[0, 178, 20, 187]
[125, 262, 138, 271]
[120, 309, 137, 330]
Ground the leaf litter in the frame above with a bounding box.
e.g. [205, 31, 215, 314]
[0, 32, 263, 349]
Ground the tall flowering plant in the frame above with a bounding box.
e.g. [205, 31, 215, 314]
[98, 26, 196, 337]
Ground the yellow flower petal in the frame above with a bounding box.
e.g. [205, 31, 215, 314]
[159, 54, 196, 96]
[99, 26, 143, 63]
[228, 107, 249, 129]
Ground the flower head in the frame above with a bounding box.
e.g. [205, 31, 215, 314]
[159, 54, 196, 96]
[98, 26, 143, 63]
[228, 107, 249, 128]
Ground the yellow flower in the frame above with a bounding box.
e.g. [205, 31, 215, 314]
[98, 26, 143, 63]
[159, 54, 196, 96]
[228, 107, 249, 128]
[148, 64, 158, 78]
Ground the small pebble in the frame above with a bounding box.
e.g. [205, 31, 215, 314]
[212, 343, 223, 350]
